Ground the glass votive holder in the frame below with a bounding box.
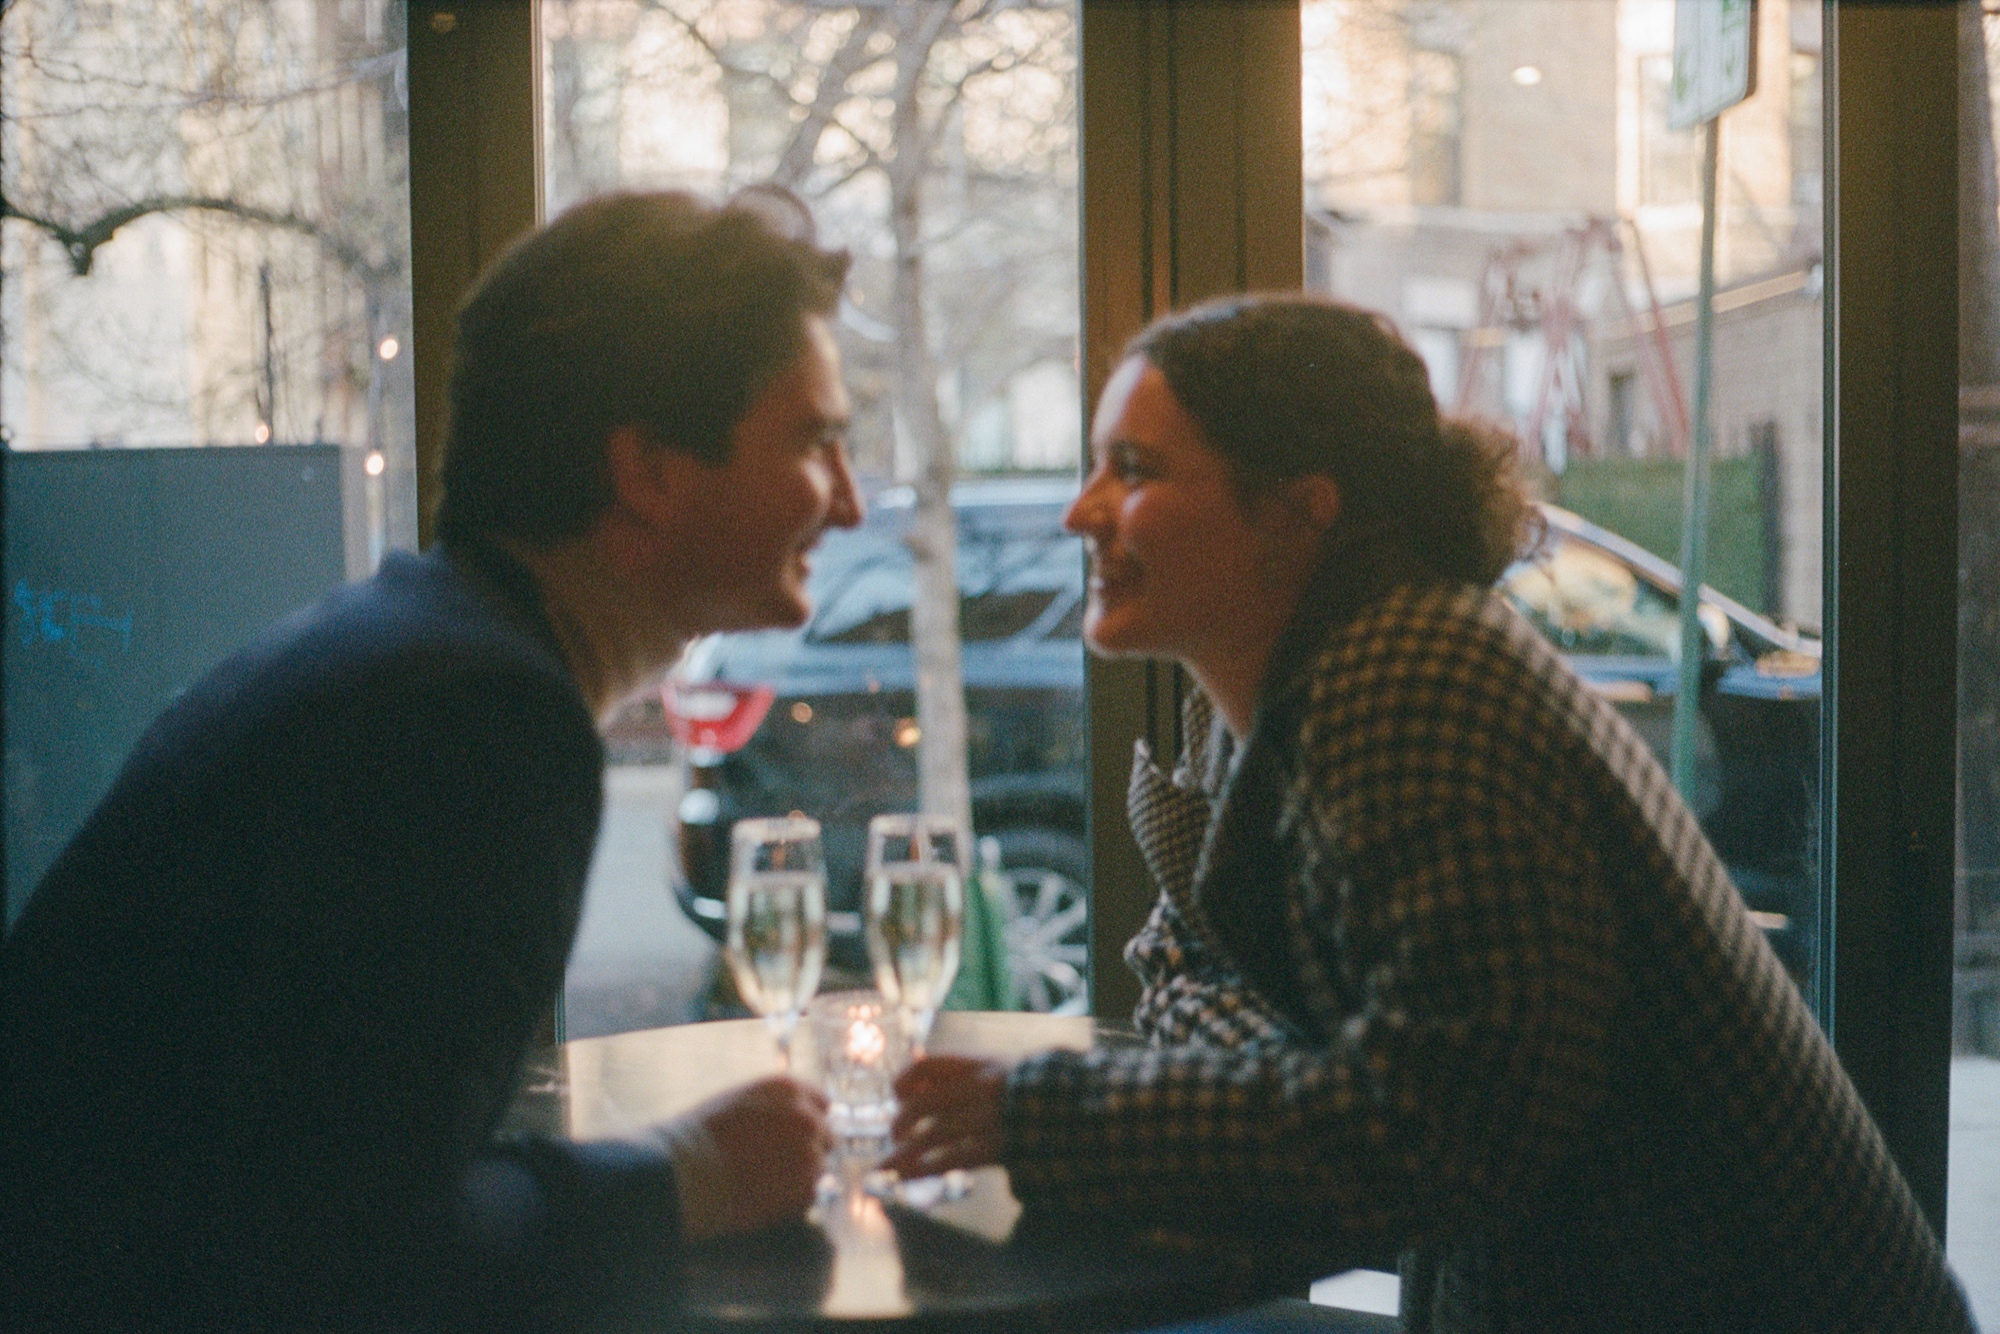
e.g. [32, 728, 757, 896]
[806, 990, 911, 1154]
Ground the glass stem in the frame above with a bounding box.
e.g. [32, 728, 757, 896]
[767, 1010, 798, 1072]
[909, 1006, 936, 1060]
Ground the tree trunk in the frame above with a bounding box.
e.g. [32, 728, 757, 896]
[888, 23, 975, 847]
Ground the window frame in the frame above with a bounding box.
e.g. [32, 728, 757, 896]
[1821, 0, 1958, 1230]
[401, 0, 1963, 1229]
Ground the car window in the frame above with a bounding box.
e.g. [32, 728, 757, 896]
[816, 588, 1066, 646]
[1503, 535, 1687, 658]
[961, 589, 1063, 640]
[1045, 595, 1085, 643]
[808, 523, 1078, 646]
[809, 558, 913, 644]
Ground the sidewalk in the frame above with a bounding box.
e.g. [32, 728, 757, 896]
[1952, 1056, 2000, 1329]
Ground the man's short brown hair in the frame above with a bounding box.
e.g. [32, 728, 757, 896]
[436, 189, 850, 547]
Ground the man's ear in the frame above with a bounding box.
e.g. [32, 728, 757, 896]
[605, 425, 691, 531]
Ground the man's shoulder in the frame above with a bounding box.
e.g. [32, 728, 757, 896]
[113, 549, 594, 803]
[224, 549, 575, 716]
[285, 547, 562, 678]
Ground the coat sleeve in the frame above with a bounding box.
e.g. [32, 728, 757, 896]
[1002, 754, 1621, 1259]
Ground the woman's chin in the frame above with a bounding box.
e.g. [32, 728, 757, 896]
[1082, 611, 1159, 660]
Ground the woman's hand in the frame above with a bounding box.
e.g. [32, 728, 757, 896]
[882, 1055, 1010, 1178]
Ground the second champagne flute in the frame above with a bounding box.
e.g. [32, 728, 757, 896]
[725, 816, 827, 1067]
[863, 813, 965, 1052]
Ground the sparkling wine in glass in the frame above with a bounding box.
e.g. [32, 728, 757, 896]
[726, 816, 827, 1066]
[863, 814, 965, 1051]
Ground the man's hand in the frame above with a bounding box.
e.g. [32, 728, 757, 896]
[660, 1075, 829, 1241]
[882, 1055, 1009, 1179]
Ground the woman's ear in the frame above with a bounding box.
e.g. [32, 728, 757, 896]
[1287, 473, 1342, 538]
[1257, 474, 1342, 591]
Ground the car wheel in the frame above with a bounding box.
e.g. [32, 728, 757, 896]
[989, 827, 1090, 1017]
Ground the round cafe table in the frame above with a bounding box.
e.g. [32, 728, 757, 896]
[534, 1011, 1315, 1333]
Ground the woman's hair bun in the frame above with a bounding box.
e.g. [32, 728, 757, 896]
[1430, 416, 1540, 585]
[1127, 294, 1536, 587]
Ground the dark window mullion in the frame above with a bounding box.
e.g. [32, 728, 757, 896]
[1824, 0, 1959, 1232]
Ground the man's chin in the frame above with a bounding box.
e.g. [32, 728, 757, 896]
[710, 591, 813, 636]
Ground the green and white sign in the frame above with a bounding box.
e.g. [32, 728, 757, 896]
[1669, 0, 1758, 130]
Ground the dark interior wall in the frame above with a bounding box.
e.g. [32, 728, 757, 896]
[4, 446, 348, 925]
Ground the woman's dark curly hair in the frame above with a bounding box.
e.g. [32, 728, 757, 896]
[1126, 293, 1535, 587]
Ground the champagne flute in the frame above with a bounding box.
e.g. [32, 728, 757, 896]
[726, 816, 827, 1068]
[863, 814, 965, 1053]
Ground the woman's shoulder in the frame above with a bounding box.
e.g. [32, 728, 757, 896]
[1294, 582, 1615, 799]
[1306, 581, 1568, 706]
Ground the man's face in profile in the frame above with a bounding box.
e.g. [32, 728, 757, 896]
[661, 315, 862, 634]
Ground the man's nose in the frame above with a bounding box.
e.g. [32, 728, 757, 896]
[827, 446, 864, 529]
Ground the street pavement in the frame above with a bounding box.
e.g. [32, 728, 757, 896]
[563, 765, 720, 1039]
[564, 764, 2000, 1326]
[1953, 1057, 2000, 1329]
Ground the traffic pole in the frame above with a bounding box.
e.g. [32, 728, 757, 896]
[1671, 115, 1721, 799]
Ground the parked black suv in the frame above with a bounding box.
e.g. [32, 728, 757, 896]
[664, 485, 1822, 1010]
[665, 478, 1091, 1011]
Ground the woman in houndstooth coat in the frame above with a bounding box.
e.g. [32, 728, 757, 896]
[888, 295, 1975, 1333]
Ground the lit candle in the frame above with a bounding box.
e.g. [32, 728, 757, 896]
[846, 1015, 886, 1066]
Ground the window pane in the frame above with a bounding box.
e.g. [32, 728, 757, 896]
[541, 1, 1084, 1036]
[1302, 0, 1824, 1008]
[1302, 5, 1825, 1314]
[2, 0, 416, 925]
[1953, 4, 2000, 1324]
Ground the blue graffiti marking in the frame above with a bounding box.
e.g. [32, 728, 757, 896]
[70, 596, 134, 652]
[12, 581, 134, 654]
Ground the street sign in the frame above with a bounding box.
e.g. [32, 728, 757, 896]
[1669, 0, 1758, 130]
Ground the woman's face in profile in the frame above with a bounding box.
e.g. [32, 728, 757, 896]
[1063, 357, 1312, 672]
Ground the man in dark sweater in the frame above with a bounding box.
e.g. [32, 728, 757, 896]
[2, 189, 862, 1331]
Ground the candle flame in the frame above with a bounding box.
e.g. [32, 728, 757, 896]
[846, 1015, 886, 1065]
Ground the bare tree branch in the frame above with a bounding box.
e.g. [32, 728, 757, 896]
[641, 1, 841, 129]
[641, 1, 893, 184]
[643, 2, 750, 81]
[772, 12, 889, 187]
[812, 151, 880, 198]
[1, 192, 390, 282]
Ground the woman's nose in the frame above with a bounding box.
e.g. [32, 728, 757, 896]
[1063, 472, 1108, 536]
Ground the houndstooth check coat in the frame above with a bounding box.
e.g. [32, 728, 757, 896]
[999, 579, 1975, 1333]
